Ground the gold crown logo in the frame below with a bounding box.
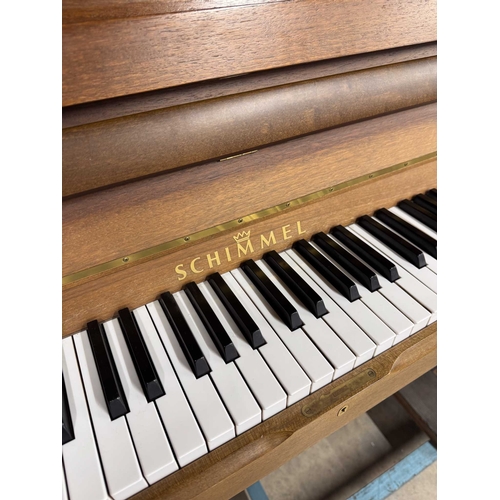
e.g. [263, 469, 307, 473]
[233, 230, 251, 243]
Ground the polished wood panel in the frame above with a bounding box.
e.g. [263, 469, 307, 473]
[128, 323, 436, 500]
[63, 58, 436, 197]
[63, 104, 436, 278]
[62, 43, 437, 129]
[62, 0, 437, 105]
[62, 156, 436, 336]
[63, 0, 289, 24]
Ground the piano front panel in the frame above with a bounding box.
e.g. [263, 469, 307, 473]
[62, 57, 436, 197]
[62, 43, 437, 129]
[63, 103, 436, 279]
[62, 155, 436, 337]
[63, 0, 293, 24]
[62, 0, 436, 105]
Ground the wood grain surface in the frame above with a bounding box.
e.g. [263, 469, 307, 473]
[63, 57, 436, 197]
[63, 103, 437, 278]
[63, 0, 289, 24]
[62, 0, 437, 105]
[62, 43, 437, 129]
[62, 155, 436, 336]
[126, 323, 436, 500]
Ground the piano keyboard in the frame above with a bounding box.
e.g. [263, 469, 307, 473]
[62, 191, 437, 500]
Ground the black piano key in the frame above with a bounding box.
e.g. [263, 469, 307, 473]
[62, 374, 75, 445]
[397, 199, 437, 231]
[375, 208, 437, 259]
[241, 259, 304, 330]
[292, 239, 360, 302]
[412, 194, 437, 215]
[117, 308, 165, 402]
[207, 272, 266, 349]
[312, 232, 381, 292]
[184, 282, 240, 363]
[330, 225, 400, 282]
[263, 250, 328, 318]
[87, 320, 130, 421]
[159, 292, 211, 379]
[357, 215, 427, 269]
[426, 188, 437, 200]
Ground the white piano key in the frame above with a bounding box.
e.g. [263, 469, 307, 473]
[346, 253, 432, 333]
[248, 260, 357, 378]
[372, 215, 437, 275]
[286, 249, 396, 354]
[389, 206, 438, 238]
[347, 228, 437, 323]
[103, 319, 178, 484]
[132, 306, 207, 466]
[422, 253, 437, 275]
[279, 251, 377, 367]
[147, 301, 235, 450]
[227, 269, 312, 403]
[62, 338, 110, 500]
[174, 290, 262, 434]
[314, 237, 414, 341]
[73, 331, 147, 500]
[376, 279, 431, 332]
[199, 280, 287, 419]
[62, 464, 68, 500]
[230, 265, 334, 392]
[349, 224, 437, 293]
[395, 272, 438, 323]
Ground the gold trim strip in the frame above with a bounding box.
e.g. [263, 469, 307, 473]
[63, 151, 436, 286]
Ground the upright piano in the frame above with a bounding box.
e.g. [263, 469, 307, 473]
[62, 1, 437, 498]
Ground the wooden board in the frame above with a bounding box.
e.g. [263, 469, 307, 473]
[62, 0, 437, 105]
[62, 43, 437, 129]
[62, 57, 436, 197]
[62, 103, 437, 279]
[62, 154, 436, 336]
[63, 0, 290, 24]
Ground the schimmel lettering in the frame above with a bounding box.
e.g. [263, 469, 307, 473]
[175, 264, 187, 281]
[282, 224, 292, 240]
[260, 231, 276, 248]
[237, 239, 254, 258]
[190, 257, 204, 273]
[206, 251, 221, 269]
[173, 220, 306, 281]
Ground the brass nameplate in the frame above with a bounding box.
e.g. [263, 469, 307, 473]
[301, 367, 377, 418]
[62, 151, 436, 286]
